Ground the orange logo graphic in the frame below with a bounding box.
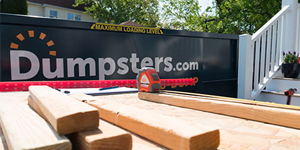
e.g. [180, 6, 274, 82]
[142, 78, 147, 82]
[10, 30, 56, 56]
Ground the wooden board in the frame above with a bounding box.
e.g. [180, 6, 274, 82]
[138, 92, 300, 129]
[0, 95, 71, 150]
[71, 93, 220, 150]
[28, 96, 133, 150]
[29, 86, 99, 135]
[163, 90, 300, 110]
[2, 92, 300, 150]
[69, 120, 132, 150]
[28, 96, 47, 119]
[94, 93, 300, 149]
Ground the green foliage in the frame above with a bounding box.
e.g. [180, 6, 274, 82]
[74, 0, 160, 27]
[204, 0, 281, 34]
[283, 51, 299, 64]
[161, 0, 282, 34]
[160, 0, 201, 31]
[0, 0, 28, 15]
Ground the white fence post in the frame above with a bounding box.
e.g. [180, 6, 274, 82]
[282, 0, 298, 52]
[296, 4, 300, 53]
[238, 34, 253, 99]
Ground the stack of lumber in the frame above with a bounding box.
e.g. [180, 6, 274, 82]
[2, 86, 299, 149]
[0, 86, 221, 150]
[92, 92, 300, 149]
[71, 93, 220, 150]
[0, 86, 133, 150]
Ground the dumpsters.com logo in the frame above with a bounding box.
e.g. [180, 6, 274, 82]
[10, 30, 58, 80]
[10, 30, 199, 81]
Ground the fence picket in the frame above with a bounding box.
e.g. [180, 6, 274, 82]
[265, 29, 272, 78]
[271, 23, 277, 72]
[276, 18, 282, 67]
[296, 7, 300, 53]
[254, 38, 261, 91]
[260, 34, 266, 83]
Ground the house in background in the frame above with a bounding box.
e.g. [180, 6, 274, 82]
[27, 0, 95, 22]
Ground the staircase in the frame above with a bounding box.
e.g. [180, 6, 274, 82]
[256, 77, 300, 106]
[238, 0, 300, 106]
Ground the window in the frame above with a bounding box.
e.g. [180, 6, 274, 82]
[49, 10, 57, 18]
[75, 14, 81, 21]
[67, 13, 74, 20]
[67, 13, 81, 21]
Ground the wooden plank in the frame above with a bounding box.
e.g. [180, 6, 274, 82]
[93, 93, 300, 149]
[138, 92, 300, 129]
[71, 93, 220, 150]
[28, 96, 47, 119]
[69, 120, 132, 150]
[0, 124, 8, 150]
[0, 95, 71, 150]
[163, 90, 300, 110]
[28, 96, 133, 150]
[29, 85, 99, 135]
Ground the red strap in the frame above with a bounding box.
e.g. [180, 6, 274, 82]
[0, 79, 195, 92]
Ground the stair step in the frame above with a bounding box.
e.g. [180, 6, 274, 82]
[256, 90, 300, 106]
[273, 77, 300, 81]
[262, 90, 300, 97]
[265, 77, 300, 94]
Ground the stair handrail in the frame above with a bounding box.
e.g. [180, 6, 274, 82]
[252, 5, 290, 42]
[238, 5, 292, 100]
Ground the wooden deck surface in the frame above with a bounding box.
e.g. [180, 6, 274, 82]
[1, 92, 300, 149]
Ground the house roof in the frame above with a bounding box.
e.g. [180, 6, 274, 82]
[120, 21, 143, 27]
[28, 0, 86, 11]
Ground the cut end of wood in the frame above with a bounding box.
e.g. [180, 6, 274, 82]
[190, 129, 220, 150]
[29, 94, 132, 150]
[69, 120, 133, 150]
[29, 85, 100, 134]
[57, 111, 100, 135]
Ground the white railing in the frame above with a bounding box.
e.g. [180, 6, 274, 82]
[296, 4, 300, 54]
[238, 0, 300, 100]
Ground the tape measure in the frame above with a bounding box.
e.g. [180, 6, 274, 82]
[136, 67, 161, 92]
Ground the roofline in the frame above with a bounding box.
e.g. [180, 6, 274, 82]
[28, 1, 86, 14]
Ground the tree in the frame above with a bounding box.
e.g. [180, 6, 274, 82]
[202, 0, 281, 34]
[161, 0, 282, 34]
[0, 0, 28, 15]
[74, 0, 160, 27]
[160, 0, 202, 31]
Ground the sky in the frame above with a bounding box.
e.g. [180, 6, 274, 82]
[157, 0, 215, 24]
[198, 0, 214, 14]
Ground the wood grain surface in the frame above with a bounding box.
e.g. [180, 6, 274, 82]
[0, 95, 71, 150]
[69, 120, 133, 150]
[2, 92, 300, 150]
[71, 93, 220, 150]
[95, 93, 300, 150]
[28, 96, 133, 150]
[29, 86, 99, 134]
[138, 92, 300, 129]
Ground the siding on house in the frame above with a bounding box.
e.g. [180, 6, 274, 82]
[27, 0, 95, 22]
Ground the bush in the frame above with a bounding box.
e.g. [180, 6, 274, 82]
[1, 0, 28, 15]
[283, 51, 300, 64]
